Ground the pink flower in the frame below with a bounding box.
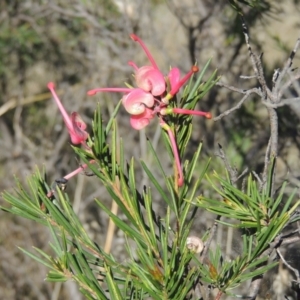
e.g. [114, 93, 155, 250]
[88, 87, 156, 130]
[48, 82, 89, 146]
[122, 88, 156, 129]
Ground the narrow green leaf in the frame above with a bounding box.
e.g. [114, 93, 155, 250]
[144, 189, 158, 246]
[182, 142, 203, 188]
[128, 159, 138, 211]
[66, 252, 84, 278]
[46, 270, 68, 282]
[182, 158, 210, 216]
[18, 247, 55, 270]
[146, 137, 176, 198]
[105, 265, 123, 300]
[95, 199, 145, 245]
[140, 160, 173, 210]
[239, 261, 278, 282]
[105, 99, 122, 135]
[187, 59, 212, 102]
[281, 189, 297, 217]
[111, 121, 117, 180]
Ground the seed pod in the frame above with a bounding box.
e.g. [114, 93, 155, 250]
[186, 236, 204, 254]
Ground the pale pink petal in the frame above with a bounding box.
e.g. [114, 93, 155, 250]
[135, 66, 166, 96]
[167, 68, 181, 91]
[70, 112, 89, 144]
[169, 66, 199, 96]
[72, 112, 87, 130]
[130, 116, 151, 130]
[162, 66, 198, 103]
[122, 88, 154, 115]
[129, 107, 155, 130]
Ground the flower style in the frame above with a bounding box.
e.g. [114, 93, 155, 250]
[88, 87, 157, 130]
[46, 83, 94, 191]
[48, 82, 89, 147]
[47, 160, 96, 198]
[87, 34, 211, 186]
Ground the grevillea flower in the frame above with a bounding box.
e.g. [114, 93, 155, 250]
[48, 82, 89, 146]
[87, 34, 212, 186]
[88, 87, 156, 130]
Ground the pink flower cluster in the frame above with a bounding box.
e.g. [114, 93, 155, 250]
[87, 34, 211, 186]
[88, 34, 211, 131]
[47, 34, 211, 187]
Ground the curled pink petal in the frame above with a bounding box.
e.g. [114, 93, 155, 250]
[170, 66, 199, 96]
[129, 107, 155, 130]
[135, 66, 166, 96]
[70, 112, 89, 144]
[162, 66, 199, 103]
[130, 116, 151, 130]
[122, 88, 154, 115]
[71, 112, 87, 130]
[168, 68, 181, 90]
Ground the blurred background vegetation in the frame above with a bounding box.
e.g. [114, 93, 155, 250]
[0, 0, 300, 299]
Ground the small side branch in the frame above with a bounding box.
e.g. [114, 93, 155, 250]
[274, 36, 300, 97]
[277, 248, 300, 285]
[201, 216, 220, 263]
[213, 88, 260, 121]
[262, 137, 272, 186]
[262, 97, 300, 108]
[241, 17, 271, 100]
[215, 143, 238, 183]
